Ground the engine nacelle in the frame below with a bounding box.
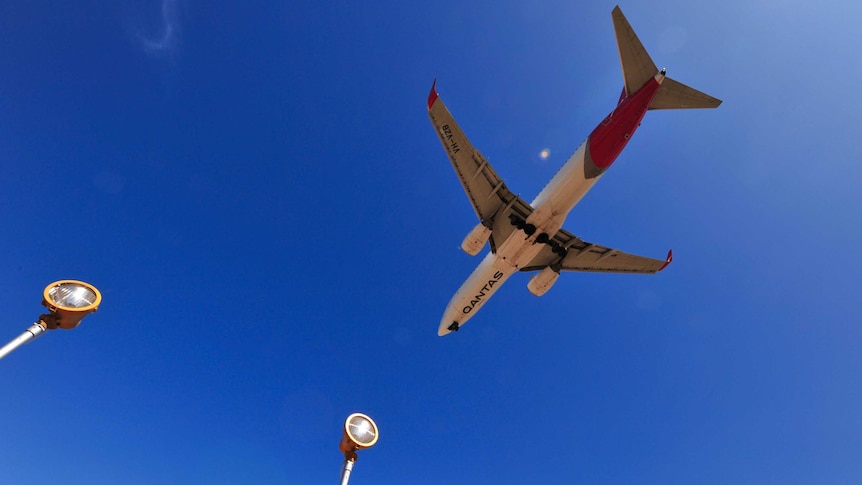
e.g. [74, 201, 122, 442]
[461, 223, 492, 256]
[527, 266, 560, 297]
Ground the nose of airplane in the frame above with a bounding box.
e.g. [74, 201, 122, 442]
[438, 304, 464, 336]
[438, 316, 457, 336]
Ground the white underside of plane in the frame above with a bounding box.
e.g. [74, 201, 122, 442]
[440, 143, 599, 330]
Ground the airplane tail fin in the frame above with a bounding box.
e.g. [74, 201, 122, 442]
[612, 6, 722, 110]
[612, 6, 657, 97]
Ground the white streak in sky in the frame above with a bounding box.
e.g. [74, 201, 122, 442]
[133, 0, 181, 58]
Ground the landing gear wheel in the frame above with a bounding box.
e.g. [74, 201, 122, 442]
[448, 322, 460, 332]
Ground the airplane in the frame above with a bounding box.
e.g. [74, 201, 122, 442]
[428, 6, 721, 336]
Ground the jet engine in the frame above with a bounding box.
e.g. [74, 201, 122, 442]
[461, 223, 492, 256]
[527, 266, 560, 297]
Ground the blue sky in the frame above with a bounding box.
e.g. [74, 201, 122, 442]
[1, 1, 860, 483]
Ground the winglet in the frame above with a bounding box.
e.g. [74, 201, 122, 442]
[658, 249, 673, 272]
[427, 78, 439, 110]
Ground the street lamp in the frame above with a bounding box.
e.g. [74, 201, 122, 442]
[338, 412, 379, 485]
[0, 280, 101, 361]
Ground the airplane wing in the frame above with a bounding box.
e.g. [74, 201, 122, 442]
[427, 80, 670, 269]
[427, 80, 532, 252]
[522, 227, 672, 274]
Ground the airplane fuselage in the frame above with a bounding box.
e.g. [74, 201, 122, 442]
[439, 73, 665, 335]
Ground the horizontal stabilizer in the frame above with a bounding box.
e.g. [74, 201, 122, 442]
[650, 77, 722, 110]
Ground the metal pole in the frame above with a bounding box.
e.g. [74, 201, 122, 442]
[0, 323, 48, 361]
[339, 458, 355, 485]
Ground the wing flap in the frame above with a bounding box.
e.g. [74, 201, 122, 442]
[523, 227, 671, 274]
[558, 246, 671, 273]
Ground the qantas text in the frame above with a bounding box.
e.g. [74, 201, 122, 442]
[462, 271, 505, 314]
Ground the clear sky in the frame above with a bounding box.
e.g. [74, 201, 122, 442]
[1, 1, 860, 483]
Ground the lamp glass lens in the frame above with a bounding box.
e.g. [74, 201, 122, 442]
[49, 284, 98, 309]
[347, 416, 376, 445]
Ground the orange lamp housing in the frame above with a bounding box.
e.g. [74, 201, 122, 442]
[339, 413, 379, 459]
[40, 280, 102, 330]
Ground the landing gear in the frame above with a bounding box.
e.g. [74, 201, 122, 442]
[552, 244, 568, 258]
[508, 214, 535, 237]
[448, 322, 460, 332]
[508, 213, 567, 258]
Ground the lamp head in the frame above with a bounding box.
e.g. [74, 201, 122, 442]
[339, 412, 379, 459]
[41, 280, 101, 330]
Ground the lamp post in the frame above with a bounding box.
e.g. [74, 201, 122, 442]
[0, 280, 101, 361]
[338, 412, 379, 485]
